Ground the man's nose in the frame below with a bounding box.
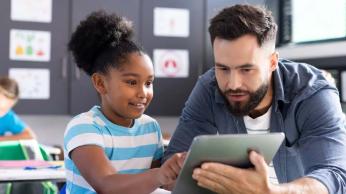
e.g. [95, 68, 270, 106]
[227, 72, 241, 90]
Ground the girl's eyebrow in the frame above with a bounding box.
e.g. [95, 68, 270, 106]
[121, 73, 139, 77]
[121, 73, 154, 79]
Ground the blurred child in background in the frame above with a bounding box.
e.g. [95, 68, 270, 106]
[0, 76, 36, 141]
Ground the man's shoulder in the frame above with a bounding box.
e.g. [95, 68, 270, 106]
[198, 67, 218, 89]
[276, 59, 330, 100]
[278, 59, 317, 73]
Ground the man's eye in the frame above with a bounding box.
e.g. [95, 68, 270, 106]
[241, 69, 251, 73]
[217, 67, 228, 71]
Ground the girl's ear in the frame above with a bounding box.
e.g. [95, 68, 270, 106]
[91, 73, 107, 95]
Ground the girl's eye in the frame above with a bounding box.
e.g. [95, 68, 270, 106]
[126, 80, 137, 85]
[145, 81, 153, 87]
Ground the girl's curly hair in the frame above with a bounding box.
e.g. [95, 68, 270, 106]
[68, 10, 143, 76]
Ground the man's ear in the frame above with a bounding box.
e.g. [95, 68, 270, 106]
[91, 73, 107, 95]
[270, 51, 279, 71]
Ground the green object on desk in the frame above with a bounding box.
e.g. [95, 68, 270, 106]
[0, 140, 58, 194]
[0, 140, 50, 161]
[0, 141, 27, 160]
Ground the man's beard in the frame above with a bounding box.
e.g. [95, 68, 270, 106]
[219, 82, 269, 116]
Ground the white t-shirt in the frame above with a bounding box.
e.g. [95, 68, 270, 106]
[243, 107, 278, 184]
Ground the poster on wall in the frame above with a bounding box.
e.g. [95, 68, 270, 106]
[154, 7, 190, 37]
[9, 29, 51, 62]
[9, 68, 50, 99]
[11, 0, 52, 23]
[153, 49, 189, 78]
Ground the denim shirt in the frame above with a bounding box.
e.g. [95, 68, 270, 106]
[165, 59, 346, 193]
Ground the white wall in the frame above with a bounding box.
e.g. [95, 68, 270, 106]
[277, 41, 346, 60]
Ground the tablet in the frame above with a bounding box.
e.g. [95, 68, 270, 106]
[172, 132, 285, 194]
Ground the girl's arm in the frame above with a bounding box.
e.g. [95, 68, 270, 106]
[71, 145, 185, 194]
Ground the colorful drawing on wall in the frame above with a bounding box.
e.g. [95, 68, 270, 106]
[153, 49, 189, 78]
[9, 68, 50, 99]
[10, 29, 51, 62]
[11, 0, 52, 23]
[154, 7, 190, 37]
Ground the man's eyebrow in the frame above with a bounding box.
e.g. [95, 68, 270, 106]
[215, 63, 228, 68]
[238, 64, 255, 68]
[215, 63, 255, 68]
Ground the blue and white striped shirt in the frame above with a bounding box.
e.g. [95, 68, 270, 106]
[64, 106, 164, 194]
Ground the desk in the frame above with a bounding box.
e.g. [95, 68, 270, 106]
[0, 160, 65, 183]
[0, 170, 168, 193]
[0, 168, 66, 183]
[0, 163, 168, 193]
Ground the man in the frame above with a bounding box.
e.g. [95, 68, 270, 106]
[164, 4, 346, 194]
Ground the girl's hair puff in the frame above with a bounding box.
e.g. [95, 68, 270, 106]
[68, 10, 143, 76]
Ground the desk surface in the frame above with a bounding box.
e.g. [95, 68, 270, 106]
[0, 160, 65, 183]
[0, 168, 66, 183]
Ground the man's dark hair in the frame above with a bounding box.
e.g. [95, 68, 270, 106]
[209, 4, 277, 47]
[68, 10, 143, 76]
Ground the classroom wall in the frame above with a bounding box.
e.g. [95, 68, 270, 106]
[1, 0, 345, 116]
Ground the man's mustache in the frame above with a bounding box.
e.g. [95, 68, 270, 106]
[224, 89, 250, 95]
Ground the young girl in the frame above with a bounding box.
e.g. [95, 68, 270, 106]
[0, 76, 36, 141]
[64, 11, 185, 194]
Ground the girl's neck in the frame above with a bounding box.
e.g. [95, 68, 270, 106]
[100, 105, 133, 128]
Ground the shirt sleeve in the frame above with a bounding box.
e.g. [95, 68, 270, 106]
[296, 87, 346, 194]
[153, 121, 164, 161]
[164, 76, 218, 162]
[64, 115, 105, 159]
[6, 110, 26, 134]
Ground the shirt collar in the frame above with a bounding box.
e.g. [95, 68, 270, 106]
[272, 63, 290, 112]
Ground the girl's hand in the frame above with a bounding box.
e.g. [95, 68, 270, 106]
[156, 152, 187, 186]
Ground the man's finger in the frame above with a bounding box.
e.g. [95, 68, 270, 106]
[201, 162, 242, 180]
[249, 151, 268, 175]
[193, 169, 229, 194]
[193, 168, 238, 191]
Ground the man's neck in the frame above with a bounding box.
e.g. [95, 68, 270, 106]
[248, 104, 271, 118]
[248, 82, 274, 119]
